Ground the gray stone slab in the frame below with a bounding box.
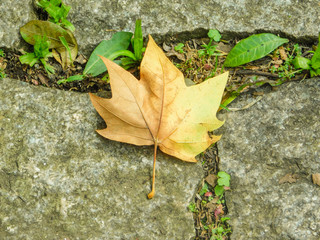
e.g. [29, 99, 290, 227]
[0, 78, 202, 239]
[0, 1, 36, 49]
[217, 78, 320, 239]
[1, 0, 319, 55]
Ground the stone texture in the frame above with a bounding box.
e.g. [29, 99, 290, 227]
[217, 78, 320, 239]
[0, 1, 37, 49]
[0, 78, 203, 239]
[1, 0, 320, 55]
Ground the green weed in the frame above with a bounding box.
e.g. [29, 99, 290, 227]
[270, 44, 303, 83]
[36, 0, 75, 32]
[292, 34, 320, 77]
[20, 0, 77, 73]
[0, 69, 6, 79]
[63, 20, 144, 84]
[174, 43, 185, 54]
[57, 74, 85, 84]
[198, 29, 221, 57]
[0, 49, 5, 57]
[173, 30, 224, 82]
[214, 171, 230, 203]
[109, 19, 145, 69]
[188, 202, 198, 213]
[0, 49, 5, 79]
[83, 19, 144, 81]
[210, 217, 232, 240]
[199, 182, 209, 196]
[19, 35, 55, 74]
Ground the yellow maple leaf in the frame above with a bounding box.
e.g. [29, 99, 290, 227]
[89, 35, 228, 198]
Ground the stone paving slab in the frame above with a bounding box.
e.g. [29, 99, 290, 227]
[0, 78, 202, 239]
[217, 78, 320, 239]
[1, 0, 319, 55]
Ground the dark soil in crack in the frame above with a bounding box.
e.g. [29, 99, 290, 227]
[2, 48, 110, 93]
[194, 144, 231, 239]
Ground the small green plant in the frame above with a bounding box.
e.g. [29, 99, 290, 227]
[188, 202, 198, 213]
[20, 20, 78, 71]
[199, 182, 209, 196]
[0, 71, 6, 79]
[198, 29, 222, 57]
[0, 49, 5, 57]
[174, 43, 185, 53]
[57, 74, 85, 84]
[292, 34, 320, 77]
[19, 35, 55, 74]
[199, 29, 223, 80]
[58, 20, 145, 84]
[0, 66, 6, 79]
[36, 0, 75, 32]
[214, 171, 230, 202]
[270, 44, 303, 83]
[0, 49, 6, 79]
[20, 0, 76, 73]
[109, 19, 145, 69]
[210, 217, 232, 240]
[83, 19, 144, 81]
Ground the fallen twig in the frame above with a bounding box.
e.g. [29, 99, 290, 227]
[228, 96, 263, 111]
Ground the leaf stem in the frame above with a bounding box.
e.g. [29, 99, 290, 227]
[147, 142, 158, 199]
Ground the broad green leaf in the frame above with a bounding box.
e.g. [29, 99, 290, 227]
[217, 227, 224, 233]
[83, 32, 133, 76]
[292, 56, 311, 70]
[132, 19, 143, 61]
[224, 33, 289, 67]
[20, 20, 76, 49]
